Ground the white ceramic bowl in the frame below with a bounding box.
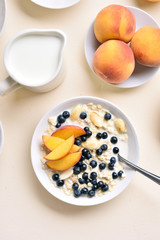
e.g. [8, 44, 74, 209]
[84, 6, 160, 88]
[0, 0, 6, 35]
[31, 0, 80, 9]
[31, 96, 139, 206]
[0, 122, 4, 154]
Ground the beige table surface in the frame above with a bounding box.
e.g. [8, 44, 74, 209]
[0, 0, 160, 239]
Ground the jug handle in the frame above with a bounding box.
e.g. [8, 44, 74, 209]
[0, 76, 22, 96]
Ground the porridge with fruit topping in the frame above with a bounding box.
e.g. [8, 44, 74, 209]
[40, 103, 128, 198]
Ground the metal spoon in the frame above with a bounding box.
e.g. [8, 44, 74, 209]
[118, 154, 160, 185]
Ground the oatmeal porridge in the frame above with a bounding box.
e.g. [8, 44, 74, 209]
[40, 103, 128, 198]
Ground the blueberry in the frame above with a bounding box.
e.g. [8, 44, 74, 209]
[104, 112, 111, 120]
[101, 183, 109, 192]
[84, 126, 89, 132]
[81, 135, 87, 142]
[92, 184, 98, 191]
[73, 166, 81, 175]
[57, 115, 65, 124]
[97, 181, 104, 188]
[86, 130, 92, 137]
[102, 132, 108, 139]
[85, 152, 92, 160]
[79, 157, 84, 162]
[118, 170, 124, 177]
[75, 161, 83, 167]
[78, 178, 85, 184]
[75, 138, 81, 146]
[81, 163, 87, 171]
[108, 162, 114, 170]
[96, 133, 102, 139]
[99, 163, 106, 170]
[90, 160, 97, 168]
[81, 187, 88, 194]
[82, 148, 89, 156]
[88, 190, 95, 197]
[72, 182, 79, 190]
[101, 144, 108, 151]
[110, 136, 118, 144]
[96, 148, 103, 155]
[55, 122, 61, 128]
[82, 172, 88, 180]
[85, 178, 90, 184]
[80, 112, 87, 119]
[56, 179, 64, 187]
[112, 172, 118, 179]
[80, 155, 86, 161]
[62, 111, 70, 119]
[90, 172, 97, 180]
[74, 189, 81, 198]
[52, 173, 59, 181]
[91, 179, 97, 185]
[113, 147, 119, 154]
[110, 157, 116, 164]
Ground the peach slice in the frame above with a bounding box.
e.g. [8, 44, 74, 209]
[46, 151, 82, 171]
[70, 144, 80, 153]
[44, 135, 74, 161]
[51, 125, 86, 139]
[42, 135, 80, 152]
[42, 135, 64, 151]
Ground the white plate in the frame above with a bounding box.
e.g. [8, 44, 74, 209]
[84, 6, 160, 88]
[0, 0, 6, 35]
[0, 122, 4, 154]
[31, 0, 80, 9]
[31, 96, 139, 206]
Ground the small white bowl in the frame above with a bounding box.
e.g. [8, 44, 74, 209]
[31, 96, 139, 206]
[0, 0, 6, 35]
[31, 0, 80, 9]
[0, 122, 4, 154]
[84, 6, 159, 88]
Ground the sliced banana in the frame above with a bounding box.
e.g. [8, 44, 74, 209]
[90, 111, 103, 127]
[82, 138, 101, 150]
[114, 119, 126, 133]
[70, 104, 83, 121]
[60, 168, 73, 180]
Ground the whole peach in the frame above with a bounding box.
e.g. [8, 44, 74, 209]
[130, 26, 160, 67]
[93, 40, 135, 84]
[94, 5, 136, 43]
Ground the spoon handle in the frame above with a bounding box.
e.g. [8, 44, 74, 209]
[118, 154, 160, 185]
